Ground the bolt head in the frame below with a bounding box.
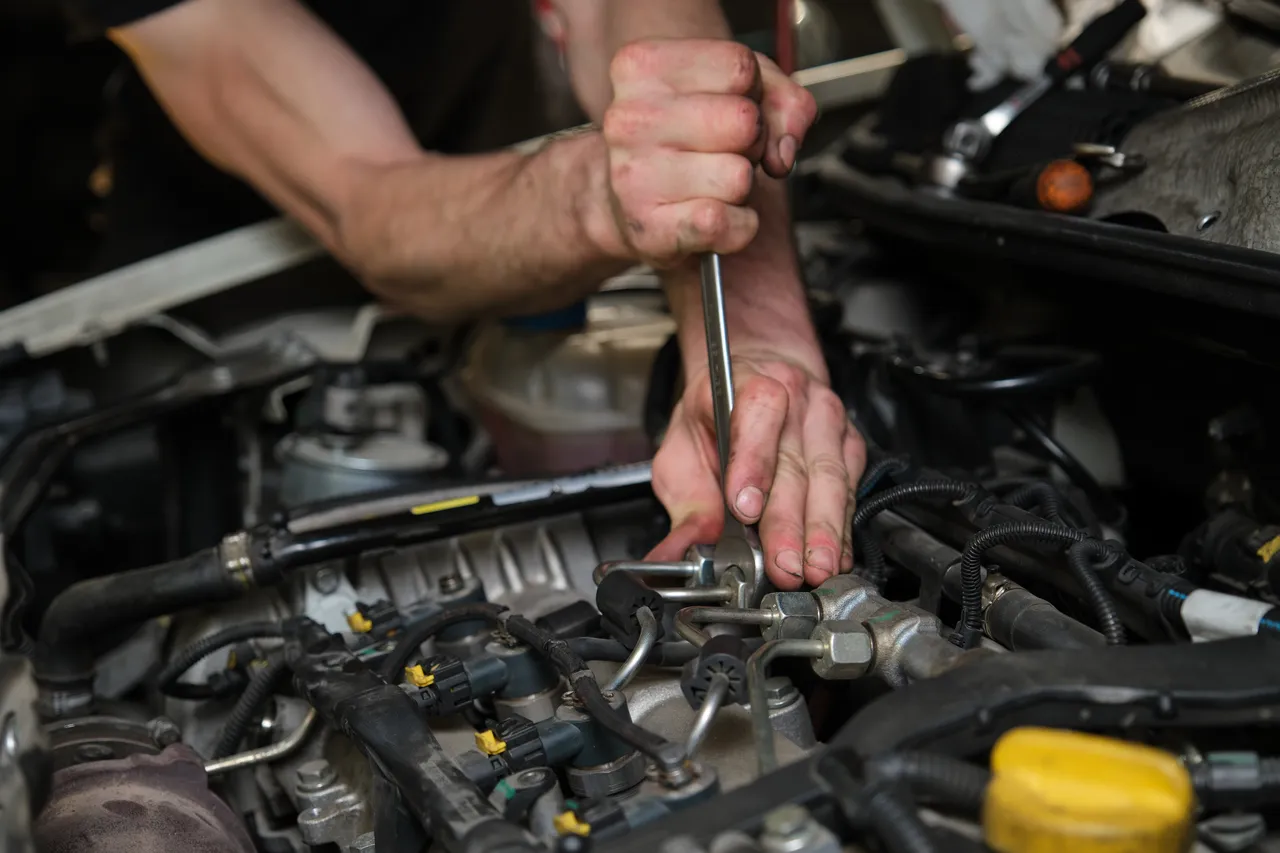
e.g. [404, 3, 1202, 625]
[763, 804, 810, 838]
[296, 759, 336, 790]
[147, 717, 182, 748]
[762, 592, 820, 641]
[683, 544, 718, 586]
[811, 620, 873, 680]
[763, 676, 799, 708]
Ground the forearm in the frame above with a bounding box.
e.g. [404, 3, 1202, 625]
[113, 0, 628, 322]
[341, 130, 629, 320]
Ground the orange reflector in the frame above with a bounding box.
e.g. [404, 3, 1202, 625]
[1036, 160, 1094, 213]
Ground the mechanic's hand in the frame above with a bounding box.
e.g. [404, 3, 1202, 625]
[601, 38, 817, 266]
[646, 352, 867, 590]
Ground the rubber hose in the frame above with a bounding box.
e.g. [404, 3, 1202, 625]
[503, 615, 684, 770]
[1066, 539, 1127, 646]
[864, 787, 939, 853]
[156, 621, 284, 699]
[35, 546, 233, 691]
[954, 521, 1088, 649]
[378, 603, 509, 681]
[869, 752, 991, 813]
[212, 656, 291, 759]
[1003, 482, 1067, 525]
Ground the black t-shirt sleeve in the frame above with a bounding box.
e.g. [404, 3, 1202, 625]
[62, 0, 187, 34]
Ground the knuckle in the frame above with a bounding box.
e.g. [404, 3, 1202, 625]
[741, 374, 788, 412]
[610, 40, 654, 84]
[601, 101, 648, 145]
[773, 362, 810, 400]
[720, 156, 755, 203]
[691, 199, 728, 239]
[776, 447, 808, 481]
[726, 97, 762, 149]
[814, 388, 848, 422]
[807, 452, 847, 483]
[722, 42, 759, 93]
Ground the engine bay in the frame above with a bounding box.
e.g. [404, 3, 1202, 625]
[10, 15, 1280, 853]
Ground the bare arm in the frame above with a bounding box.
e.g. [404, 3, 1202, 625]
[111, 0, 627, 321]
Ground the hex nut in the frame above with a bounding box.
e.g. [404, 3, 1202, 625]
[761, 591, 820, 641]
[810, 620, 874, 680]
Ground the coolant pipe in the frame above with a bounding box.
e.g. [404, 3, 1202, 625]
[748, 638, 826, 776]
[34, 543, 246, 717]
[674, 606, 776, 648]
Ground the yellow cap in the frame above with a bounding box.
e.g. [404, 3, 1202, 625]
[553, 811, 590, 837]
[983, 727, 1194, 853]
[474, 730, 507, 756]
[347, 611, 374, 633]
[403, 665, 435, 688]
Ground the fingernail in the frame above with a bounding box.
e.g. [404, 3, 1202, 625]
[779, 135, 797, 174]
[840, 548, 854, 572]
[776, 549, 803, 578]
[735, 486, 764, 520]
[806, 546, 836, 574]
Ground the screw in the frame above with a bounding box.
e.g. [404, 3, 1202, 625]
[439, 573, 465, 594]
[763, 677, 798, 709]
[762, 804, 810, 839]
[311, 567, 341, 595]
[296, 759, 336, 791]
[658, 764, 694, 789]
[147, 717, 181, 748]
[75, 743, 115, 763]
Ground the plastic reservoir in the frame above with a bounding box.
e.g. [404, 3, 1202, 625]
[462, 296, 675, 476]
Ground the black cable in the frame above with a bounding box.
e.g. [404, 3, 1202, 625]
[868, 752, 991, 813]
[156, 621, 283, 699]
[853, 480, 979, 531]
[816, 752, 939, 853]
[954, 521, 1087, 648]
[1066, 540, 1127, 646]
[212, 656, 291, 759]
[865, 787, 938, 853]
[1003, 482, 1068, 525]
[378, 603, 509, 681]
[857, 456, 911, 500]
[852, 480, 977, 586]
[503, 614, 684, 771]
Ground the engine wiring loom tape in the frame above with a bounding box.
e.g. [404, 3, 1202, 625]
[1179, 589, 1276, 642]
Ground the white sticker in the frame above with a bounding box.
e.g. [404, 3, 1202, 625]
[1180, 589, 1274, 643]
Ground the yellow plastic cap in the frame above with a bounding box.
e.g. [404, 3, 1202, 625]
[403, 665, 435, 688]
[347, 611, 374, 633]
[474, 730, 507, 756]
[983, 727, 1194, 853]
[553, 811, 590, 837]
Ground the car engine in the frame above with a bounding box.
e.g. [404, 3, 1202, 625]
[8, 18, 1280, 853]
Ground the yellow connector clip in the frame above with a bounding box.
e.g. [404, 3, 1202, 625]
[553, 811, 590, 837]
[474, 730, 507, 756]
[347, 611, 374, 633]
[404, 665, 435, 688]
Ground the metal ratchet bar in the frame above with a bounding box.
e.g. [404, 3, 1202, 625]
[699, 252, 734, 489]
